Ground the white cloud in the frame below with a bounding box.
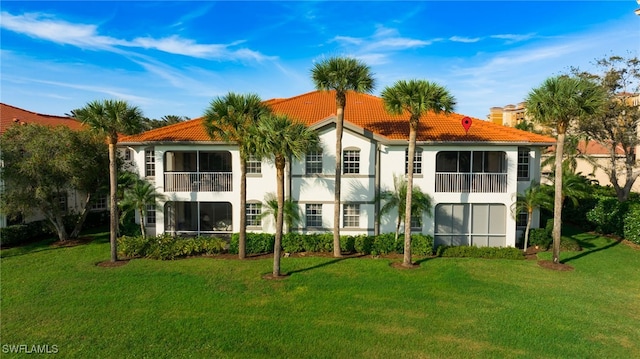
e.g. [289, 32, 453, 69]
[490, 33, 537, 43]
[449, 36, 481, 43]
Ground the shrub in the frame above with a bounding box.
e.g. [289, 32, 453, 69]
[354, 235, 375, 254]
[586, 196, 629, 236]
[623, 203, 640, 245]
[559, 237, 582, 252]
[282, 233, 305, 253]
[118, 235, 226, 260]
[411, 234, 434, 256]
[0, 220, 52, 247]
[229, 232, 275, 255]
[529, 228, 552, 250]
[436, 245, 524, 260]
[373, 233, 399, 255]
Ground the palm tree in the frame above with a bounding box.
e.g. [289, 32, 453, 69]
[378, 174, 433, 241]
[251, 114, 319, 278]
[203, 93, 271, 259]
[74, 100, 145, 262]
[119, 179, 166, 239]
[526, 75, 606, 263]
[511, 181, 551, 252]
[381, 80, 456, 267]
[261, 193, 301, 233]
[311, 56, 375, 257]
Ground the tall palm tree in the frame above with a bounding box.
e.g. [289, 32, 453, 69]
[119, 179, 166, 239]
[261, 193, 302, 234]
[381, 80, 456, 267]
[203, 93, 271, 260]
[311, 56, 375, 257]
[251, 114, 319, 278]
[526, 75, 606, 263]
[378, 174, 433, 241]
[74, 100, 145, 262]
[511, 181, 551, 252]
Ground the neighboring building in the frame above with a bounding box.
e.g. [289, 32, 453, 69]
[120, 91, 555, 248]
[0, 103, 107, 228]
[488, 103, 527, 127]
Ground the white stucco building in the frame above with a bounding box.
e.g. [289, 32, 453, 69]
[119, 91, 555, 248]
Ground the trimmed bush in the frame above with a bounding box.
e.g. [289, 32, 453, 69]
[436, 245, 524, 260]
[586, 196, 629, 236]
[529, 228, 552, 250]
[229, 233, 275, 255]
[0, 220, 53, 247]
[560, 237, 582, 251]
[623, 203, 640, 245]
[118, 235, 225, 260]
[411, 234, 434, 256]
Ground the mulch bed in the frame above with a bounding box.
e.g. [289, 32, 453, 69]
[50, 237, 94, 248]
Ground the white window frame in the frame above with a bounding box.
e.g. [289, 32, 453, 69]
[305, 204, 323, 228]
[343, 203, 360, 228]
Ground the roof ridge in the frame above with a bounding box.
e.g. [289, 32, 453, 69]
[1, 102, 76, 121]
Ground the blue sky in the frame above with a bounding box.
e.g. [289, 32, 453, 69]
[1, 1, 638, 121]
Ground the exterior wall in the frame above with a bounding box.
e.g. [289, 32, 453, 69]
[122, 131, 546, 248]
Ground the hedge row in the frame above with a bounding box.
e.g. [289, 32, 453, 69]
[586, 197, 640, 245]
[229, 232, 435, 256]
[118, 235, 226, 260]
[436, 245, 525, 260]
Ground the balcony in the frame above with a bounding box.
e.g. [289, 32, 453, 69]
[435, 173, 507, 193]
[164, 172, 233, 192]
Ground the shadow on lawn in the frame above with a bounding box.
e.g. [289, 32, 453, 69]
[285, 254, 366, 275]
[561, 236, 621, 264]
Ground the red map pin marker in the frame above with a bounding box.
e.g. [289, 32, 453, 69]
[461, 116, 472, 133]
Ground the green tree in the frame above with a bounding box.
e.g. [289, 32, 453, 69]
[0, 125, 109, 241]
[119, 179, 166, 239]
[143, 115, 190, 130]
[261, 193, 301, 234]
[526, 75, 606, 264]
[573, 55, 640, 202]
[203, 93, 271, 260]
[311, 56, 375, 257]
[252, 114, 319, 278]
[381, 79, 456, 267]
[511, 181, 552, 252]
[74, 99, 146, 262]
[378, 174, 433, 241]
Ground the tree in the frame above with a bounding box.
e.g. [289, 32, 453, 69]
[251, 114, 319, 278]
[377, 174, 433, 241]
[0, 125, 109, 241]
[261, 193, 301, 234]
[203, 93, 271, 260]
[573, 55, 640, 202]
[511, 181, 551, 252]
[311, 56, 375, 257]
[526, 75, 606, 264]
[381, 79, 456, 267]
[119, 178, 165, 239]
[74, 99, 146, 262]
[143, 115, 190, 130]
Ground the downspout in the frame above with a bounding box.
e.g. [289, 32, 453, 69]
[374, 142, 381, 236]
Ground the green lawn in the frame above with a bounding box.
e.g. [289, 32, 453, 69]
[1, 230, 639, 358]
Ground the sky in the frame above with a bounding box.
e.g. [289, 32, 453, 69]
[1, 1, 639, 122]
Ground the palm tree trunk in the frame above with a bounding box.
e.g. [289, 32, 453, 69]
[524, 210, 533, 253]
[403, 122, 417, 267]
[273, 157, 285, 277]
[333, 101, 345, 257]
[552, 132, 565, 264]
[239, 157, 247, 259]
[109, 140, 119, 262]
[138, 207, 146, 239]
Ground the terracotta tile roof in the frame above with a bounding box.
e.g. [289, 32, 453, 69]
[119, 90, 555, 145]
[1, 103, 84, 134]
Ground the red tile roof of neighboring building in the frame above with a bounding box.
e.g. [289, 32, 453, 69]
[1, 103, 84, 134]
[119, 90, 556, 145]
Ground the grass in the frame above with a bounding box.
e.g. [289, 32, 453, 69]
[1, 229, 639, 358]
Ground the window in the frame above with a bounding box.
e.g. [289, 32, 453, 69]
[124, 149, 131, 161]
[145, 148, 155, 177]
[343, 204, 360, 228]
[410, 214, 422, 230]
[305, 204, 322, 227]
[146, 205, 156, 225]
[516, 211, 528, 227]
[246, 155, 261, 174]
[435, 203, 506, 247]
[517, 147, 530, 180]
[58, 193, 68, 213]
[343, 149, 360, 174]
[306, 150, 323, 174]
[246, 203, 262, 226]
[405, 148, 423, 174]
[90, 195, 107, 210]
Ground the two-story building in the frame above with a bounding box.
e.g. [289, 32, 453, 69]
[119, 91, 555, 248]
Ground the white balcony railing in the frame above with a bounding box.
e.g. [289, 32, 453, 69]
[435, 173, 507, 193]
[164, 172, 232, 192]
